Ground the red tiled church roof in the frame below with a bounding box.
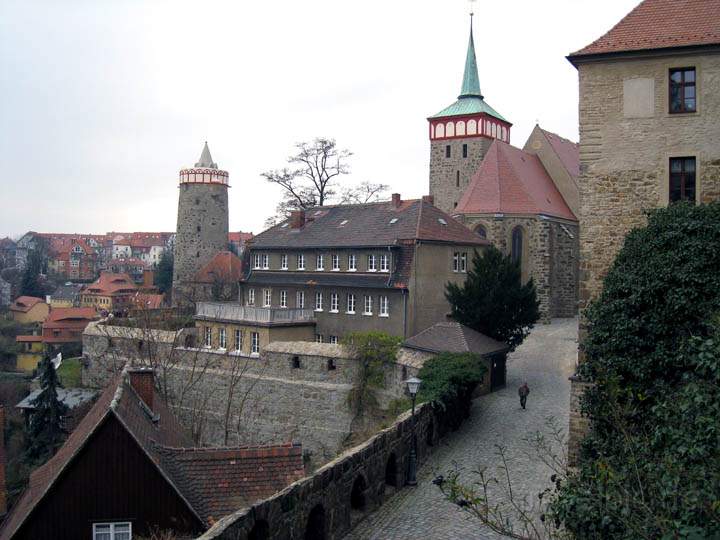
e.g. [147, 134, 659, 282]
[455, 140, 577, 221]
[570, 0, 720, 58]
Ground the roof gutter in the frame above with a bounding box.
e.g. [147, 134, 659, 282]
[567, 43, 720, 67]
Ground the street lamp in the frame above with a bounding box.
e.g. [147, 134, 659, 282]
[405, 376, 422, 486]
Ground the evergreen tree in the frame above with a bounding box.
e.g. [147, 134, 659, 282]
[26, 354, 68, 465]
[20, 248, 45, 298]
[445, 246, 539, 352]
[156, 249, 174, 294]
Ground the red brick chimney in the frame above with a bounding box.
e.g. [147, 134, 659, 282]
[128, 368, 154, 411]
[289, 210, 306, 229]
[0, 406, 7, 517]
[422, 195, 434, 206]
[391, 193, 401, 208]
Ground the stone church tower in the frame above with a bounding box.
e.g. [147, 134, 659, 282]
[428, 17, 512, 214]
[172, 142, 229, 304]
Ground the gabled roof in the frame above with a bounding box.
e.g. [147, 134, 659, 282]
[455, 140, 577, 221]
[404, 321, 508, 356]
[9, 296, 45, 313]
[538, 127, 580, 179]
[84, 272, 137, 295]
[569, 0, 720, 59]
[251, 198, 488, 249]
[45, 307, 98, 324]
[194, 251, 243, 284]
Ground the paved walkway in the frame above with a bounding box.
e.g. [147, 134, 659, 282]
[344, 318, 578, 540]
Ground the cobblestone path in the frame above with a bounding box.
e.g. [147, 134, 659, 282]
[344, 318, 578, 540]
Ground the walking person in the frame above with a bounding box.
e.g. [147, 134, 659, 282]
[518, 382, 530, 409]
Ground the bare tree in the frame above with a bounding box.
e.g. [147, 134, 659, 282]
[339, 181, 389, 205]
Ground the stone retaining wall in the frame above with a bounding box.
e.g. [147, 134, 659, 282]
[568, 375, 592, 466]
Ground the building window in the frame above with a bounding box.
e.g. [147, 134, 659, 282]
[253, 254, 261, 269]
[292, 355, 301, 368]
[316, 254, 324, 270]
[460, 252, 467, 272]
[280, 290, 287, 308]
[670, 157, 696, 203]
[315, 291, 323, 311]
[456, 171, 460, 187]
[93, 522, 131, 540]
[379, 295, 389, 317]
[330, 292, 339, 312]
[332, 254, 340, 271]
[251, 332, 259, 354]
[218, 327, 227, 349]
[235, 329, 242, 351]
[297, 254, 305, 270]
[512, 227, 523, 266]
[327, 356, 337, 368]
[669, 67, 696, 113]
[348, 253, 357, 271]
[347, 293, 356, 314]
[261, 254, 269, 269]
[315, 334, 324, 343]
[380, 254, 389, 272]
[453, 252, 460, 272]
[263, 288, 272, 307]
[204, 327, 212, 347]
[445, 145, 451, 158]
[281, 254, 288, 270]
[363, 295, 373, 315]
[475, 224, 487, 238]
[297, 290, 305, 309]
[329, 336, 338, 345]
[367, 254, 377, 272]
[248, 289, 255, 306]
[462, 143, 468, 158]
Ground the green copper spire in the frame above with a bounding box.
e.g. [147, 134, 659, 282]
[459, 15, 483, 99]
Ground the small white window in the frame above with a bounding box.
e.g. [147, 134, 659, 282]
[438, 218, 448, 225]
[453, 252, 460, 272]
[253, 254, 261, 269]
[263, 289, 272, 307]
[348, 254, 357, 271]
[363, 295, 373, 315]
[297, 290, 305, 309]
[330, 335, 338, 344]
[380, 254, 389, 272]
[262, 253, 269, 269]
[281, 254, 288, 270]
[251, 332, 260, 354]
[297, 254, 305, 270]
[367, 254, 377, 272]
[389, 218, 398, 224]
[347, 293, 356, 314]
[315, 291, 323, 311]
[93, 522, 131, 540]
[235, 329, 242, 351]
[315, 334, 324, 343]
[280, 290, 287, 308]
[460, 252, 467, 272]
[330, 292, 339, 312]
[204, 326, 212, 348]
[248, 289, 255, 306]
[339, 219, 349, 226]
[316, 254, 324, 271]
[332, 254, 340, 271]
[219, 327, 227, 349]
[380, 295, 389, 317]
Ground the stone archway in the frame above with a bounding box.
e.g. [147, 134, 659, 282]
[304, 504, 326, 540]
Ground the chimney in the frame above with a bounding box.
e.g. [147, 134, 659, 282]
[0, 406, 7, 517]
[391, 193, 401, 208]
[128, 367, 154, 411]
[422, 195, 435, 206]
[290, 210, 306, 229]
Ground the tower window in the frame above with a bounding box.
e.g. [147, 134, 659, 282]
[196, 251, 200, 258]
[456, 171, 460, 187]
[196, 225, 201, 232]
[462, 144, 468, 158]
[445, 145, 451, 158]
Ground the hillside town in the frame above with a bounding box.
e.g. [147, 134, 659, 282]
[0, 0, 719, 539]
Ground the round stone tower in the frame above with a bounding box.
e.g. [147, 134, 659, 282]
[172, 142, 229, 304]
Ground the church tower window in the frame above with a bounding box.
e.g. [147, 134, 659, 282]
[445, 145, 451, 158]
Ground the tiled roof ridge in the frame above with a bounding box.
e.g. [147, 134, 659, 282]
[156, 441, 301, 453]
[304, 198, 420, 212]
[538, 127, 578, 147]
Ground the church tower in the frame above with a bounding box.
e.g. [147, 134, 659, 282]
[172, 142, 229, 304]
[428, 15, 512, 214]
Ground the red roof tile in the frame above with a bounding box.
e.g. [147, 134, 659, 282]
[194, 251, 244, 283]
[570, 0, 720, 58]
[456, 141, 577, 221]
[45, 307, 98, 323]
[85, 272, 137, 296]
[228, 232, 253, 243]
[9, 296, 45, 313]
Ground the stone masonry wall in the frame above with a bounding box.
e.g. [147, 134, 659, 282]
[568, 376, 592, 467]
[549, 221, 579, 318]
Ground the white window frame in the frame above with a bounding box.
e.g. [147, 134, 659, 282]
[332, 254, 340, 271]
[329, 335, 338, 344]
[93, 522, 132, 540]
[380, 254, 389, 272]
[262, 253, 269, 269]
[204, 326, 212, 348]
[253, 254, 261, 269]
[248, 288, 255, 306]
[460, 252, 467, 273]
[297, 254, 305, 270]
[315, 334, 324, 343]
[251, 332, 260, 355]
[363, 295, 373, 315]
[218, 327, 227, 349]
[263, 288, 272, 307]
[297, 290, 305, 309]
[330, 292, 339, 312]
[315, 291, 323, 312]
[453, 252, 460, 272]
[316, 254, 324, 271]
[348, 253, 357, 272]
[346, 293, 356, 314]
[280, 290, 287, 308]
[379, 295, 389, 317]
[367, 254, 377, 272]
[235, 329, 242, 352]
[281, 253, 288, 270]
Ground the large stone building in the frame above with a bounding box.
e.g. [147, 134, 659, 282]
[172, 143, 230, 305]
[566, 0, 720, 462]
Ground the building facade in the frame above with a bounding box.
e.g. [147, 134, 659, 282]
[172, 143, 230, 305]
[80, 272, 138, 314]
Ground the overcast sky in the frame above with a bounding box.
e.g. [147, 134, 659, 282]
[0, 0, 639, 238]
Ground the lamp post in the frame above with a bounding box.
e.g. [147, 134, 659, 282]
[405, 376, 422, 486]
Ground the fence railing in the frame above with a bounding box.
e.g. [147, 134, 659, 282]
[195, 302, 315, 324]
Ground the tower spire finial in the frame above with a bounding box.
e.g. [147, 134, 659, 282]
[459, 1, 483, 100]
[195, 141, 217, 169]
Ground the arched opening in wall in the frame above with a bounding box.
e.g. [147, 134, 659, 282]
[446, 122, 455, 137]
[456, 120, 465, 136]
[350, 474, 368, 511]
[304, 504, 326, 540]
[385, 452, 398, 489]
[248, 519, 270, 540]
[468, 119, 477, 134]
[475, 224, 487, 239]
[426, 420, 435, 447]
[436, 123, 445, 138]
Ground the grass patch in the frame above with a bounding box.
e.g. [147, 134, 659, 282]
[57, 357, 82, 387]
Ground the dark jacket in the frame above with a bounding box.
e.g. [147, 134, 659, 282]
[518, 385, 529, 397]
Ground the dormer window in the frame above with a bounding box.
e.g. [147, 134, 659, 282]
[261, 254, 269, 269]
[316, 254, 324, 271]
[367, 254, 377, 272]
[380, 254, 389, 272]
[281, 254, 288, 270]
[253, 254, 261, 269]
[297, 254, 305, 270]
[332, 254, 340, 271]
[348, 254, 357, 272]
